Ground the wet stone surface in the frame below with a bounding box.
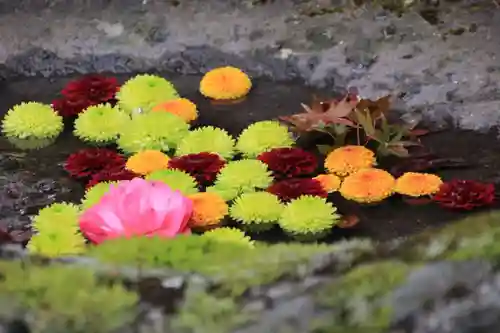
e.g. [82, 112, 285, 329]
[0, 152, 82, 230]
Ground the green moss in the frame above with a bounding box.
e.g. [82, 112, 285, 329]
[0, 261, 138, 333]
[88, 235, 332, 297]
[314, 260, 412, 331]
[403, 211, 500, 262]
[171, 283, 251, 333]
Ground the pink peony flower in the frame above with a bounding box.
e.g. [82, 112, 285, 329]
[79, 178, 193, 244]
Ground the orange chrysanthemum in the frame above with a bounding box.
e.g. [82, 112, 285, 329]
[324, 145, 376, 177]
[340, 168, 395, 203]
[188, 192, 229, 228]
[125, 150, 170, 175]
[199, 66, 252, 100]
[152, 98, 198, 123]
[394, 172, 443, 197]
[313, 174, 342, 193]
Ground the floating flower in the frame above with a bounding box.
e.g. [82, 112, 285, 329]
[340, 168, 395, 203]
[267, 178, 328, 202]
[236, 121, 294, 158]
[32, 202, 81, 233]
[175, 126, 235, 160]
[52, 97, 93, 118]
[61, 74, 119, 106]
[1, 102, 63, 140]
[200, 227, 254, 248]
[87, 168, 139, 189]
[117, 112, 190, 154]
[73, 103, 130, 144]
[168, 152, 226, 186]
[205, 186, 241, 202]
[257, 147, 318, 179]
[116, 74, 179, 113]
[188, 192, 228, 229]
[230, 192, 284, 232]
[81, 181, 118, 210]
[314, 174, 342, 193]
[145, 169, 199, 195]
[394, 172, 443, 197]
[213, 159, 273, 198]
[199, 66, 252, 100]
[152, 98, 198, 123]
[51, 74, 118, 118]
[27, 227, 87, 258]
[6, 136, 56, 151]
[79, 178, 193, 244]
[324, 145, 376, 177]
[125, 150, 170, 176]
[279, 196, 340, 241]
[64, 148, 126, 179]
[432, 179, 495, 210]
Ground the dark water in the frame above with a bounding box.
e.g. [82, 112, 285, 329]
[2, 74, 500, 243]
[0, 74, 322, 232]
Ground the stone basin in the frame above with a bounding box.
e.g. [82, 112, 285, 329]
[2, 1, 500, 332]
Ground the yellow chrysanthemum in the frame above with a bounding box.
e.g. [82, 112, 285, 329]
[199, 66, 252, 100]
[340, 168, 395, 203]
[324, 145, 376, 177]
[188, 192, 229, 228]
[313, 174, 342, 193]
[125, 150, 170, 175]
[394, 172, 443, 197]
[152, 98, 199, 123]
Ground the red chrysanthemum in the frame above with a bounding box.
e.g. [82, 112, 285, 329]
[51, 97, 92, 117]
[64, 148, 126, 180]
[62, 74, 119, 104]
[86, 168, 139, 189]
[432, 179, 495, 210]
[257, 147, 318, 179]
[168, 152, 226, 186]
[267, 178, 328, 202]
[53, 74, 119, 117]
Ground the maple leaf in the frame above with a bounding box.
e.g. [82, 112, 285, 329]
[279, 94, 359, 132]
[350, 94, 392, 122]
[337, 214, 360, 228]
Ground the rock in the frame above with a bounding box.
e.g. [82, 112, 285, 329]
[1, 0, 500, 130]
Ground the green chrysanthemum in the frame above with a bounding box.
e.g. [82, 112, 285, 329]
[27, 228, 87, 258]
[236, 120, 294, 158]
[6, 136, 56, 150]
[1, 102, 63, 139]
[205, 185, 241, 202]
[73, 104, 130, 144]
[175, 126, 235, 160]
[213, 159, 273, 198]
[117, 112, 190, 154]
[81, 181, 118, 210]
[201, 227, 254, 248]
[278, 195, 341, 241]
[146, 169, 199, 195]
[230, 192, 284, 232]
[116, 74, 180, 114]
[32, 202, 81, 234]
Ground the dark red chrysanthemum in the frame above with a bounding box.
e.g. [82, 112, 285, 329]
[168, 152, 226, 186]
[86, 168, 139, 189]
[52, 97, 93, 117]
[64, 148, 126, 179]
[62, 74, 119, 105]
[432, 179, 495, 210]
[257, 147, 318, 179]
[53, 74, 119, 117]
[267, 178, 328, 202]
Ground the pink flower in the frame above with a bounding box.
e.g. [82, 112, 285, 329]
[79, 178, 193, 244]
